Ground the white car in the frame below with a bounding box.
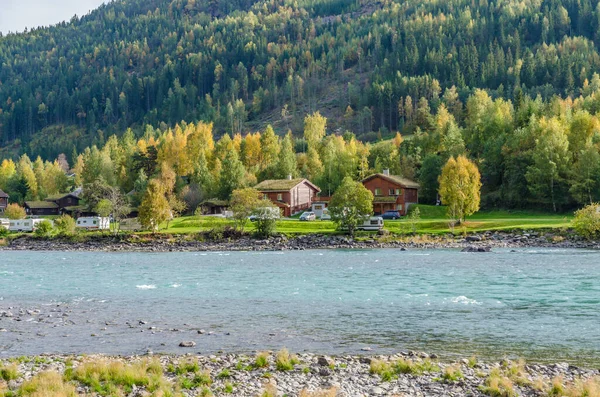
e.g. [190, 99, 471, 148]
[320, 209, 331, 221]
[299, 211, 316, 221]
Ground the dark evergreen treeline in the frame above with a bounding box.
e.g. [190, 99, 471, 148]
[3, 0, 600, 154]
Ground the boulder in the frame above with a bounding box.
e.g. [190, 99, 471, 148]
[179, 341, 196, 348]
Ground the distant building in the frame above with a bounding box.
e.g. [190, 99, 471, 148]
[255, 177, 321, 217]
[200, 199, 230, 215]
[362, 170, 420, 216]
[0, 189, 8, 214]
[25, 193, 83, 216]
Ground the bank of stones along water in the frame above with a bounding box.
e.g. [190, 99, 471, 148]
[1, 352, 599, 397]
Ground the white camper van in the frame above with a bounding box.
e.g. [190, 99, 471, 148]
[357, 216, 384, 231]
[9, 218, 50, 232]
[76, 217, 110, 230]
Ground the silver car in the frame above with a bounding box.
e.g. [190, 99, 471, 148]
[299, 211, 316, 221]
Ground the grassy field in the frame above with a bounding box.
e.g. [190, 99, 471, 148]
[162, 205, 573, 236]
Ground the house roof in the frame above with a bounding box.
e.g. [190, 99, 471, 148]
[25, 201, 59, 209]
[201, 199, 229, 207]
[0, 189, 8, 198]
[254, 178, 321, 192]
[362, 173, 420, 189]
[45, 193, 80, 201]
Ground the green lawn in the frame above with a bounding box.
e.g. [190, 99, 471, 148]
[161, 205, 573, 236]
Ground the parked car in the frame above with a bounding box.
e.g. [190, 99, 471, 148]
[381, 210, 401, 220]
[320, 208, 331, 221]
[299, 211, 316, 221]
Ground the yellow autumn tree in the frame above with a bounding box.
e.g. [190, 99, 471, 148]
[138, 179, 171, 232]
[438, 155, 482, 223]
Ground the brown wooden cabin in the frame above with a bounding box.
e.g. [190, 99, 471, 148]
[25, 193, 83, 216]
[362, 171, 420, 216]
[255, 177, 321, 217]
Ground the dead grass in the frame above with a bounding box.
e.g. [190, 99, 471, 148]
[19, 371, 76, 397]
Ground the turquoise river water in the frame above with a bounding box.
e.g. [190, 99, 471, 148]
[0, 248, 599, 362]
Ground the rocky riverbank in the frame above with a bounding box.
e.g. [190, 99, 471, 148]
[1, 230, 598, 252]
[0, 352, 598, 397]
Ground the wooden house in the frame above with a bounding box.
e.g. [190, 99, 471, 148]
[255, 177, 321, 217]
[25, 193, 83, 216]
[362, 170, 420, 216]
[0, 189, 8, 214]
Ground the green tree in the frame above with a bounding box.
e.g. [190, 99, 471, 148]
[275, 132, 297, 179]
[328, 177, 374, 236]
[438, 156, 482, 222]
[230, 187, 261, 232]
[419, 154, 443, 204]
[95, 199, 113, 218]
[219, 147, 246, 199]
[525, 117, 570, 212]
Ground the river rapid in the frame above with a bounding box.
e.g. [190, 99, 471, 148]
[1, 248, 598, 363]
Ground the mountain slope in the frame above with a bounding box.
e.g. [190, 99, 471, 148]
[1, 0, 600, 159]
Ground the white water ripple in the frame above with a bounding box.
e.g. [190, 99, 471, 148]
[136, 285, 157, 290]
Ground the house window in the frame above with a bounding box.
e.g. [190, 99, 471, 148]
[397, 188, 402, 195]
[263, 194, 268, 200]
[397, 204, 403, 211]
[277, 193, 283, 201]
[374, 188, 382, 196]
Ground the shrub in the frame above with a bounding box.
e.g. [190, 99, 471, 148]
[0, 226, 9, 238]
[54, 215, 76, 236]
[573, 204, 600, 240]
[4, 204, 26, 220]
[224, 382, 234, 394]
[253, 203, 280, 238]
[34, 220, 54, 237]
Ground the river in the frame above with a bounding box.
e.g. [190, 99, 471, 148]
[0, 248, 598, 362]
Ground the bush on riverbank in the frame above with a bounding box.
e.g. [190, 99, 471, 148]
[573, 203, 600, 240]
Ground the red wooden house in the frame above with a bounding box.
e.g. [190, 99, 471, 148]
[255, 177, 321, 217]
[362, 170, 420, 216]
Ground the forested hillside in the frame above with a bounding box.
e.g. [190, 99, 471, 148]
[2, 0, 600, 211]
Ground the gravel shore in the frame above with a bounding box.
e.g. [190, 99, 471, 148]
[1, 230, 598, 252]
[1, 352, 598, 397]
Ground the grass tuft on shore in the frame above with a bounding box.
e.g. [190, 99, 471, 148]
[19, 371, 76, 397]
[275, 348, 299, 371]
[0, 364, 19, 382]
[68, 358, 168, 396]
[439, 365, 464, 383]
[258, 381, 277, 397]
[480, 368, 517, 397]
[370, 357, 441, 381]
[254, 352, 270, 369]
